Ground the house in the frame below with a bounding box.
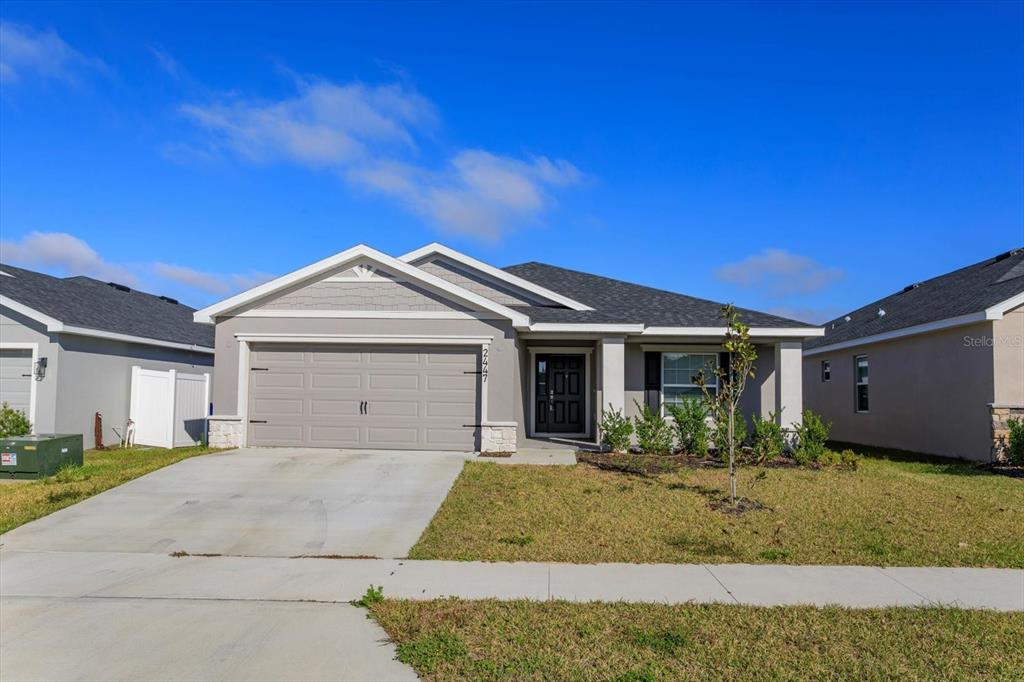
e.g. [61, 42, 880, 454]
[195, 243, 822, 452]
[803, 248, 1024, 462]
[0, 264, 214, 448]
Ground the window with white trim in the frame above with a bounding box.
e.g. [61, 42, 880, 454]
[662, 352, 717, 408]
[855, 355, 869, 412]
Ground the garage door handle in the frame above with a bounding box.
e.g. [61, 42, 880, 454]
[249, 420, 267, 424]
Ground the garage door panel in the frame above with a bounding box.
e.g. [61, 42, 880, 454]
[0, 349, 32, 418]
[248, 345, 478, 451]
[310, 399, 360, 416]
[310, 373, 361, 390]
[309, 425, 360, 446]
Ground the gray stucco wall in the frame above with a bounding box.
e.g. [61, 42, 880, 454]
[991, 304, 1024, 406]
[802, 320, 996, 460]
[55, 334, 212, 449]
[210, 316, 519, 426]
[1, 307, 61, 433]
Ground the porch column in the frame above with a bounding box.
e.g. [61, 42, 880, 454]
[774, 340, 803, 432]
[601, 336, 626, 417]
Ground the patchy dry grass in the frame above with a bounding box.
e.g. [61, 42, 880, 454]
[370, 599, 1024, 681]
[0, 445, 219, 534]
[409, 449, 1024, 567]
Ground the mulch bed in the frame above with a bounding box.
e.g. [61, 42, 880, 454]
[982, 463, 1024, 479]
[576, 451, 802, 476]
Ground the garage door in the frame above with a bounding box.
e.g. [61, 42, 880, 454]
[0, 349, 33, 419]
[247, 345, 479, 450]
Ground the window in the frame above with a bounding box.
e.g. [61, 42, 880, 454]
[662, 353, 717, 408]
[855, 355, 869, 412]
[821, 360, 831, 382]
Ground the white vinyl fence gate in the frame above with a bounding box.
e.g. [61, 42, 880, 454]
[129, 367, 211, 448]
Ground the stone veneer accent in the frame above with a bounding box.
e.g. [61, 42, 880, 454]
[480, 422, 518, 454]
[990, 404, 1024, 462]
[208, 415, 243, 449]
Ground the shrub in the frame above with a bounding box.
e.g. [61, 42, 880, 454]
[0, 402, 32, 438]
[665, 399, 709, 457]
[793, 409, 830, 463]
[599, 405, 634, 453]
[354, 584, 384, 607]
[839, 448, 860, 469]
[750, 411, 785, 462]
[632, 400, 674, 454]
[712, 410, 747, 459]
[1006, 417, 1024, 465]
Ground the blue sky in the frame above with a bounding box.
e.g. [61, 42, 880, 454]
[1, 1, 1021, 322]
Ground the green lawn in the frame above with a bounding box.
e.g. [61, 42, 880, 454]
[370, 599, 1024, 681]
[0, 445, 218, 534]
[409, 451, 1024, 567]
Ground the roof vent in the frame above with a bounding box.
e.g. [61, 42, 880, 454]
[158, 295, 179, 305]
[877, 308, 886, 317]
[106, 282, 131, 292]
[844, 315, 851, 322]
[901, 283, 920, 293]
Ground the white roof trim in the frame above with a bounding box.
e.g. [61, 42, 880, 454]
[803, 291, 1024, 357]
[235, 333, 493, 345]
[642, 326, 824, 338]
[399, 242, 594, 311]
[193, 244, 531, 327]
[1, 295, 213, 353]
[528, 323, 645, 333]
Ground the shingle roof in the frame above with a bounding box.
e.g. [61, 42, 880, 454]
[503, 262, 813, 328]
[0, 263, 214, 348]
[805, 248, 1024, 350]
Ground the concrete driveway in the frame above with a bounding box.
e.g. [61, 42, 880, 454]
[0, 447, 471, 558]
[1, 447, 471, 681]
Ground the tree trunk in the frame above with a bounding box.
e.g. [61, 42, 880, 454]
[728, 404, 737, 506]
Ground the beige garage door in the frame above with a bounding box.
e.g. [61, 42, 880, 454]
[247, 345, 479, 450]
[0, 349, 33, 420]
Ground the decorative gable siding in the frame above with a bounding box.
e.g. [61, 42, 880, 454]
[253, 279, 473, 312]
[418, 258, 547, 307]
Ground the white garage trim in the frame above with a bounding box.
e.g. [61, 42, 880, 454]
[0, 342, 38, 428]
[233, 334, 492, 449]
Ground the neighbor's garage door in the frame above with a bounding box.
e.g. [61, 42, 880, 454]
[247, 345, 479, 450]
[0, 349, 33, 419]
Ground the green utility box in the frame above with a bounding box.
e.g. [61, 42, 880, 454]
[0, 434, 84, 479]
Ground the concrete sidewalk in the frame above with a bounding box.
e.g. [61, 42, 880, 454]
[4, 549, 1021, 611]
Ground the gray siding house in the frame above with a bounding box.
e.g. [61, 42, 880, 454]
[0, 264, 214, 448]
[803, 248, 1024, 462]
[196, 243, 822, 452]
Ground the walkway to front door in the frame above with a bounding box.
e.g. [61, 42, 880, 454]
[533, 353, 587, 436]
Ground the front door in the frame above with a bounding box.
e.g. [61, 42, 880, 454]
[535, 354, 585, 434]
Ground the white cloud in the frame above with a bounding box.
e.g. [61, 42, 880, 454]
[178, 76, 582, 239]
[0, 21, 104, 85]
[767, 305, 848, 325]
[149, 46, 183, 80]
[0, 231, 138, 285]
[715, 248, 843, 297]
[152, 262, 276, 295]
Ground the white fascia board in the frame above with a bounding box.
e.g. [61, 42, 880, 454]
[802, 311, 990, 357]
[399, 242, 594, 311]
[235, 333, 493, 345]
[641, 326, 825, 338]
[60, 325, 215, 353]
[193, 244, 530, 327]
[986, 291, 1024, 318]
[235, 309, 502, 320]
[524, 323, 643, 333]
[0, 295, 65, 331]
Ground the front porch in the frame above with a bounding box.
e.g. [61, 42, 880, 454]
[510, 335, 806, 452]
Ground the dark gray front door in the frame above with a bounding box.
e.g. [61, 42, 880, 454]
[535, 354, 585, 434]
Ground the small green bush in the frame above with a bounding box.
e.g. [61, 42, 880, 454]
[632, 400, 674, 454]
[793, 409, 830, 462]
[0, 402, 32, 438]
[665, 399, 709, 457]
[1006, 417, 1024, 465]
[599, 405, 634, 453]
[750, 411, 785, 462]
[713, 410, 747, 459]
[839, 448, 860, 469]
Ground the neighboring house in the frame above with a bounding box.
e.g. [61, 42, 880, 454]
[0, 264, 214, 448]
[803, 248, 1024, 462]
[195, 243, 822, 453]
